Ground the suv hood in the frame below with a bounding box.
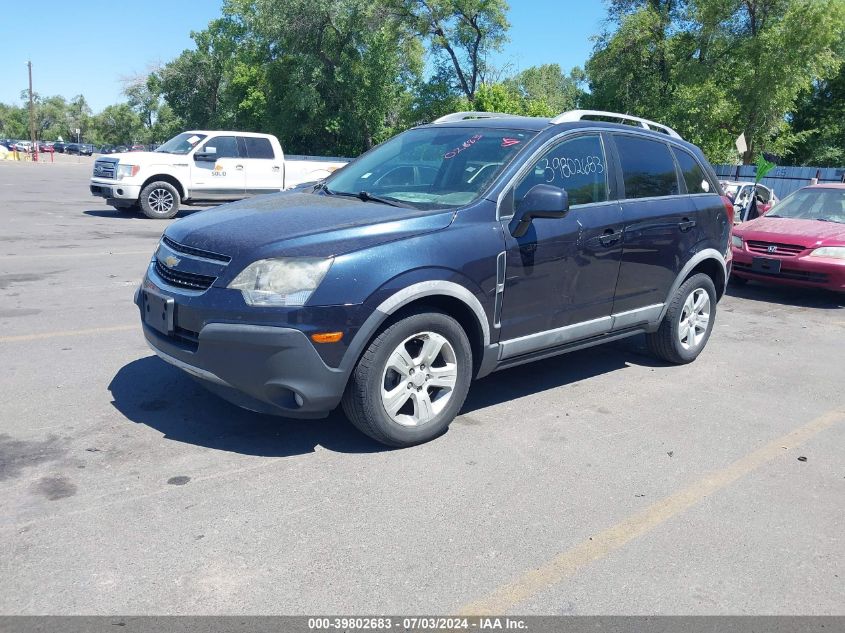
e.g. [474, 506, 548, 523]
[165, 192, 456, 260]
[735, 216, 845, 247]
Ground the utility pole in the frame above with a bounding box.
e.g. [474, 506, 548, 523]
[27, 61, 36, 148]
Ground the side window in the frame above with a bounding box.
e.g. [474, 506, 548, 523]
[244, 137, 275, 159]
[615, 135, 679, 199]
[755, 185, 771, 203]
[515, 134, 608, 206]
[201, 136, 240, 158]
[673, 147, 712, 194]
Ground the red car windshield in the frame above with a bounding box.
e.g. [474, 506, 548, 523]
[768, 188, 845, 224]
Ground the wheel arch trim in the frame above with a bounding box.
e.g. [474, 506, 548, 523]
[338, 280, 491, 374]
[659, 248, 726, 322]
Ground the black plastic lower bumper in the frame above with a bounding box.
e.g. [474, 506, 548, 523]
[142, 321, 349, 419]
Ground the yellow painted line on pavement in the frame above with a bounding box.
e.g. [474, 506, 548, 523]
[458, 407, 845, 615]
[0, 324, 136, 343]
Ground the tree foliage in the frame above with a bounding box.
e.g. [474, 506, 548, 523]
[2, 0, 841, 165]
[585, 0, 845, 163]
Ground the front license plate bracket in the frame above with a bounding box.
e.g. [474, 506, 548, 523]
[143, 290, 175, 335]
[751, 257, 782, 274]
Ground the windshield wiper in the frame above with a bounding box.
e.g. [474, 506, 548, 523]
[319, 188, 408, 207]
[817, 217, 845, 223]
[356, 191, 409, 207]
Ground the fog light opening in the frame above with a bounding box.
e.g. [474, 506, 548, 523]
[294, 393, 304, 407]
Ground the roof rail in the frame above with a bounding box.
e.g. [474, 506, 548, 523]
[432, 111, 513, 124]
[551, 109, 682, 139]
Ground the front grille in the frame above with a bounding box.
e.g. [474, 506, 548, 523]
[162, 235, 231, 263]
[734, 262, 829, 283]
[93, 160, 115, 179]
[746, 241, 806, 257]
[154, 260, 216, 290]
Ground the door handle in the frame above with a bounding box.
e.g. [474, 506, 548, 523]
[235, 164, 244, 170]
[679, 218, 696, 232]
[272, 165, 280, 172]
[598, 229, 622, 247]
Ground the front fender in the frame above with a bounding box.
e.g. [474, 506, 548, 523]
[336, 268, 493, 376]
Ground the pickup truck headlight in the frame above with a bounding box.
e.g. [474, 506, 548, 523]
[115, 164, 140, 179]
[731, 235, 743, 248]
[809, 246, 845, 259]
[228, 257, 333, 306]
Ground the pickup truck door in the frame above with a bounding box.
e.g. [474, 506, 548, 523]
[190, 135, 246, 200]
[239, 136, 283, 194]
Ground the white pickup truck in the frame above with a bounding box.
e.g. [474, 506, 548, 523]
[89, 131, 348, 219]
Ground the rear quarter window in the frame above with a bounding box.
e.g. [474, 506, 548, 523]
[615, 135, 679, 199]
[673, 147, 713, 194]
[244, 137, 275, 159]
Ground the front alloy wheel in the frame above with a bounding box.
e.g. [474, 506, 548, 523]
[342, 309, 473, 447]
[381, 331, 458, 427]
[139, 180, 180, 219]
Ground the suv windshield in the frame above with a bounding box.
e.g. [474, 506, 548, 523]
[155, 132, 207, 155]
[324, 126, 536, 209]
[768, 188, 845, 223]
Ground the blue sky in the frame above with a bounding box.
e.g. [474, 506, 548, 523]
[0, 1, 608, 112]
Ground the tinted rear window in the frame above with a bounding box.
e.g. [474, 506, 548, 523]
[244, 137, 275, 159]
[615, 135, 679, 199]
[673, 147, 712, 194]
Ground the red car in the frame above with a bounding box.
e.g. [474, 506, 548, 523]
[731, 184, 845, 292]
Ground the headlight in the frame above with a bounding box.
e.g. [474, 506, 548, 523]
[116, 164, 140, 179]
[809, 246, 845, 260]
[228, 257, 333, 306]
[731, 235, 743, 248]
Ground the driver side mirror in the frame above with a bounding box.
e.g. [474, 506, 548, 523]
[509, 184, 569, 238]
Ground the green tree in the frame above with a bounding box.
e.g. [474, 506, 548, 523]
[787, 65, 845, 166]
[585, 0, 845, 163]
[89, 103, 143, 145]
[389, 0, 510, 100]
[504, 64, 583, 114]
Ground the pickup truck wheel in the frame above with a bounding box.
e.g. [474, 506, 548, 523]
[139, 181, 180, 219]
[646, 273, 716, 364]
[341, 310, 473, 447]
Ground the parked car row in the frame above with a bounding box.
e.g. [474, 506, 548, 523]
[0, 139, 154, 155]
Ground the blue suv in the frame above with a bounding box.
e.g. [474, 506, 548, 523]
[137, 110, 732, 447]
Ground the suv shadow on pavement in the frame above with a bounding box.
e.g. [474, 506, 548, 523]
[83, 208, 205, 220]
[726, 281, 844, 309]
[109, 341, 663, 457]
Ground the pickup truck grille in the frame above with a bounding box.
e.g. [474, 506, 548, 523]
[93, 160, 115, 179]
[154, 260, 216, 290]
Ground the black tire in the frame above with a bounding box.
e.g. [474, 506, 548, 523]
[139, 181, 180, 219]
[646, 273, 717, 364]
[341, 309, 473, 447]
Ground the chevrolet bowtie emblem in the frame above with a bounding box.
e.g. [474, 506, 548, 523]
[163, 255, 181, 268]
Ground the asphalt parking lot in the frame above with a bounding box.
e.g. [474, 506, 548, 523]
[1, 160, 843, 615]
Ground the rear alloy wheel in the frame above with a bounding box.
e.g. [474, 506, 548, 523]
[139, 181, 180, 219]
[342, 310, 472, 447]
[646, 273, 717, 364]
